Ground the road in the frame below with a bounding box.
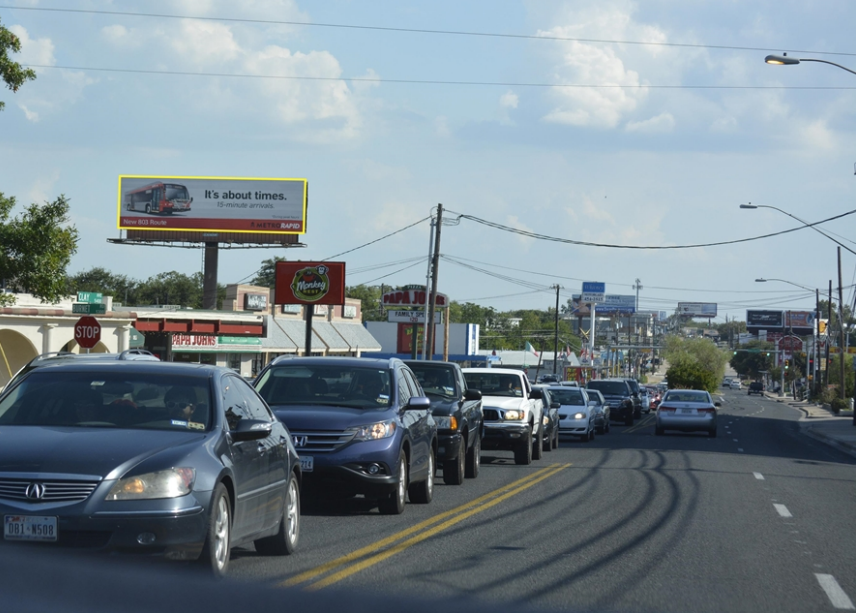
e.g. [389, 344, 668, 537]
[230, 389, 856, 613]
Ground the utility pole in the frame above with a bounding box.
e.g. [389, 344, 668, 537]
[426, 204, 443, 361]
[553, 285, 561, 375]
[838, 247, 847, 401]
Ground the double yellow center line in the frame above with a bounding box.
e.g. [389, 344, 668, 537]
[282, 462, 569, 590]
[623, 413, 655, 434]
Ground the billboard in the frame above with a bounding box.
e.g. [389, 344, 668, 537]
[746, 310, 784, 329]
[677, 302, 717, 317]
[571, 294, 634, 314]
[117, 175, 307, 234]
[274, 262, 346, 306]
[785, 310, 815, 333]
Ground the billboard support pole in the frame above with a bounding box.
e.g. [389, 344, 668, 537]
[203, 242, 219, 310]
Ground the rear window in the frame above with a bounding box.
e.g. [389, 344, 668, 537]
[548, 389, 586, 405]
[662, 390, 710, 403]
[587, 381, 628, 396]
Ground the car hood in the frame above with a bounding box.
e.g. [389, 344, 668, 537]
[558, 404, 590, 416]
[481, 397, 528, 411]
[272, 404, 395, 429]
[0, 426, 204, 479]
[425, 396, 461, 417]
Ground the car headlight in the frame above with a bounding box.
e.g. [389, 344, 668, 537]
[504, 409, 525, 421]
[542, 415, 550, 426]
[434, 416, 458, 431]
[573, 412, 586, 420]
[350, 420, 397, 441]
[106, 468, 195, 500]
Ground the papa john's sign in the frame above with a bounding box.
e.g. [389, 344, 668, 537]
[382, 285, 448, 308]
[274, 261, 346, 305]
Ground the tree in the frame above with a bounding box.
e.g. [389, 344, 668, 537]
[345, 285, 385, 322]
[250, 256, 287, 288]
[662, 335, 727, 393]
[1, 18, 37, 112]
[729, 341, 775, 378]
[0, 193, 78, 305]
[136, 271, 205, 309]
[66, 267, 138, 305]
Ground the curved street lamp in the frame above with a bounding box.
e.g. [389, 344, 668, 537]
[754, 277, 815, 293]
[765, 54, 856, 76]
[740, 203, 856, 257]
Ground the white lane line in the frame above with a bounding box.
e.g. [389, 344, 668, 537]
[738, 448, 744, 452]
[754, 472, 764, 480]
[774, 504, 792, 518]
[733, 438, 738, 442]
[815, 574, 856, 610]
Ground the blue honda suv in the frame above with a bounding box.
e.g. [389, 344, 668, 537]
[254, 357, 436, 514]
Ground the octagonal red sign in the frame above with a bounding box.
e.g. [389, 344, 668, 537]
[74, 316, 102, 349]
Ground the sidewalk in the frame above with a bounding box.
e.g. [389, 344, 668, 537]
[764, 392, 856, 459]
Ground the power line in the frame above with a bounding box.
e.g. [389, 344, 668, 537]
[5, 5, 855, 58]
[322, 216, 430, 260]
[451, 207, 856, 250]
[20, 65, 856, 90]
[362, 259, 425, 285]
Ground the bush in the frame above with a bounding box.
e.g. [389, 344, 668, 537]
[665, 361, 719, 394]
[831, 398, 849, 413]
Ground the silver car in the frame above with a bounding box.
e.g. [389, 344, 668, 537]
[585, 388, 610, 434]
[655, 389, 719, 437]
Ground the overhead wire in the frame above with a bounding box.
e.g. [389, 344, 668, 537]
[449, 207, 856, 251]
[5, 5, 856, 58]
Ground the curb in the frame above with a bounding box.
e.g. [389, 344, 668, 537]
[802, 426, 856, 460]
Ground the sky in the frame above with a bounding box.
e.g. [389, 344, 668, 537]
[2, 0, 856, 324]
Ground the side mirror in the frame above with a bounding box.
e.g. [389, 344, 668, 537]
[464, 389, 482, 401]
[231, 419, 272, 442]
[588, 400, 598, 407]
[405, 396, 431, 411]
[714, 401, 721, 407]
[529, 389, 543, 400]
[550, 401, 561, 409]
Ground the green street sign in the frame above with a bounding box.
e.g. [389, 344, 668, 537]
[77, 291, 103, 304]
[72, 302, 107, 315]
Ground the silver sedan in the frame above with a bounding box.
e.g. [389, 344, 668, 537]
[655, 389, 719, 437]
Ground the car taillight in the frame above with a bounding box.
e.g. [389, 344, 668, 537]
[658, 405, 676, 412]
[698, 408, 716, 414]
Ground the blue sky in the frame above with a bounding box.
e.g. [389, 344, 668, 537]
[2, 0, 856, 322]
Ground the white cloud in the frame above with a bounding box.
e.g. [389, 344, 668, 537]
[8, 25, 55, 66]
[505, 215, 536, 248]
[798, 120, 836, 151]
[18, 104, 38, 122]
[538, 3, 672, 129]
[710, 116, 738, 133]
[434, 116, 451, 138]
[500, 91, 519, 109]
[170, 19, 243, 65]
[626, 112, 675, 133]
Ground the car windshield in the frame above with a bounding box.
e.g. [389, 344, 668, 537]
[255, 364, 392, 409]
[548, 389, 586, 405]
[0, 372, 212, 431]
[463, 373, 523, 398]
[662, 390, 711, 403]
[587, 381, 627, 396]
[408, 365, 457, 399]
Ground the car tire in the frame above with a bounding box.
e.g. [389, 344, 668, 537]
[709, 428, 717, 438]
[198, 483, 231, 578]
[254, 472, 300, 556]
[655, 426, 664, 436]
[589, 427, 595, 441]
[605, 420, 610, 433]
[625, 413, 634, 426]
[552, 428, 559, 449]
[408, 448, 434, 504]
[465, 434, 480, 479]
[443, 438, 465, 486]
[514, 428, 532, 465]
[379, 452, 407, 515]
[532, 424, 543, 460]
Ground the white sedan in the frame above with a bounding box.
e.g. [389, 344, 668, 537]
[548, 386, 597, 442]
[729, 379, 741, 390]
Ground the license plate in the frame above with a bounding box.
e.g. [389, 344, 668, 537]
[681, 409, 693, 414]
[4, 515, 58, 541]
[299, 456, 314, 473]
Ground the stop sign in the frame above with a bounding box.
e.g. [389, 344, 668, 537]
[74, 316, 102, 349]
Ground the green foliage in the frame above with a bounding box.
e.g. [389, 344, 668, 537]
[661, 335, 727, 393]
[729, 340, 775, 378]
[0, 18, 37, 112]
[250, 256, 287, 288]
[0, 193, 78, 303]
[831, 398, 849, 412]
[345, 284, 385, 322]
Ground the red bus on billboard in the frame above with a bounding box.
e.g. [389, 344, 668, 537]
[124, 182, 193, 215]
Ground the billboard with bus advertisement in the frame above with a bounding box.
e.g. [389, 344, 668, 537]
[274, 261, 346, 306]
[784, 310, 815, 333]
[677, 302, 718, 317]
[117, 175, 307, 234]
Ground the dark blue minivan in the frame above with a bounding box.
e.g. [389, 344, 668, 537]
[254, 357, 437, 514]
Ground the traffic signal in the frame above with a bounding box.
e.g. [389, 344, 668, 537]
[784, 359, 790, 370]
[809, 357, 815, 370]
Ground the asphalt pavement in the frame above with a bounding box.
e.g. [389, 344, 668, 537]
[762, 391, 856, 459]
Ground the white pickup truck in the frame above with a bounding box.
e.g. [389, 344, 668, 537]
[461, 368, 544, 465]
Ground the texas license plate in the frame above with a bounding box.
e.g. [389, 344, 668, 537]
[4, 515, 58, 541]
[681, 409, 693, 414]
[299, 456, 314, 472]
